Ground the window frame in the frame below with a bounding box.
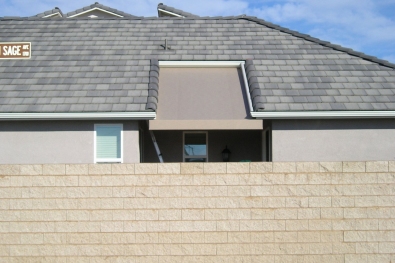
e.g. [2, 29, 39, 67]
[183, 131, 208, 162]
[94, 124, 123, 163]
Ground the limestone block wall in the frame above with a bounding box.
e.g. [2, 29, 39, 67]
[0, 162, 394, 263]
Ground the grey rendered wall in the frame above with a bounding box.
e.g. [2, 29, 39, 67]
[272, 119, 395, 161]
[0, 121, 140, 164]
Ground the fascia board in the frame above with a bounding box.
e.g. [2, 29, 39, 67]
[158, 9, 185, 18]
[68, 7, 123, 18]
[42, 12, 62, 18]
[0, 112, 156, 120]
[251, 111, 395, 119]
[159, 61, 245, 67]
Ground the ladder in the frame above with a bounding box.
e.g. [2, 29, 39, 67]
[147, 121, 163, 163]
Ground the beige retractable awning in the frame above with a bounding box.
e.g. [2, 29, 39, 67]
[149, 67, 262, 130]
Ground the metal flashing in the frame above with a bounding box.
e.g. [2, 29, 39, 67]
[159, 61, 245, 67]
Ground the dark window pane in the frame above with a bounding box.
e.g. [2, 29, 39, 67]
[184, 133, 206, 156]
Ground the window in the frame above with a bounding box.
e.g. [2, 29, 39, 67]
[183, 132, 208, 162]
[94, 124, 123, 163]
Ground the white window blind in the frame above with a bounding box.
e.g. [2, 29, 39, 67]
[95, 124, 122, 162]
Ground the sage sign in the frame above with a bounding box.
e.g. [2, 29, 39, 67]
[0, 42, 31, 59]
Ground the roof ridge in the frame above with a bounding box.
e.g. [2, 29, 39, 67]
[240, 16, 395, 69]
[65, 2, 137, 18]
[157, 3, 199, 18]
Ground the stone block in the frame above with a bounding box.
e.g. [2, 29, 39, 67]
[378, 242, 395, 253]
[180, 163, 203, 174]
[158, 163, 180, 174]
[135, 163, 158, 174]
[20, 165, 42, 175]
[297, 231, 320, 243]
[309, 197, 332, 207]
[344, 208, 367, 218]
[226, 162, 249, 174]
[379, 219, 395, 230]
[284, 173, 308, 184]
[321, 208, 344, 219]
[66, 164, 88, 175]
[389, 161, 395, 172]
[320, 231, 343, 242]
[356, 219, 378, 230]
[333, 242, 356, 254]
[366, 161, 388, 172]
[182, 209, 204, 220]
[111, 164, 135, 174]
[43, 164, 66, 175]
[249, 162, 272, 173]
[378, 173, 395, 183]
[319, 162, 342, 172]
[309, 243, 332, 254]
[343, 162, 365, 172]
[0, 165, 19, 175]
[308, 173, 332, 184]
[55, 176, 78, 186]
[354, 173, 377, 184]
[273, 162, 296, 173]
[332, 219, 356, 230]
[228, 209, 250, 220]
[204, 232, 227, 243]
[159, 210, 181, 220]
[308, 220, 332, 230]
[158, 233, 182, 243]
[88, 164, 111, 175]
[204, 209, 227, 220]
[296, 162, 320, 173]
[274, 231, 297, 243]
[203, 163, 226, 174]
[275, 209, 297, 219]
[285, 220, 309, 230]
[101, 175, 125, 186]
[357, 242, 378, 254]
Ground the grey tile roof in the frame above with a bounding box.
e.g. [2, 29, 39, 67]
[65, 2, 136, 18]
[0, 9, 395, 113]
[157, 3, 199, 18]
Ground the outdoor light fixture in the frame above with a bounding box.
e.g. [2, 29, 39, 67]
[221, 146, 231, 162]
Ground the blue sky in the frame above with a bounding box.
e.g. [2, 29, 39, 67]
[1, 0, 395, 63]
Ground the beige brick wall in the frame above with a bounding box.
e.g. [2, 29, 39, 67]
[0, 162, 394, 262]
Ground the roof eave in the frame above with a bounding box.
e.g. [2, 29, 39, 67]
[0, 112, 156, 121]
[251, 111, 395, 119]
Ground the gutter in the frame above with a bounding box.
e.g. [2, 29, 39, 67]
[251, 111, 395, 119]
[0, 112, 156, 121]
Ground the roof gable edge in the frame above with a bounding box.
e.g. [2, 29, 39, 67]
[241, 16, 395, 70]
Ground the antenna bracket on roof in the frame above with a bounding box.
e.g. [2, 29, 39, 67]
[160, 39, 171, 50]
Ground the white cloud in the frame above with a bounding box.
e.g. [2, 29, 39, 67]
[244, 0, 395, 61]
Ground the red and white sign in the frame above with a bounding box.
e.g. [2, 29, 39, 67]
[0, 42, 31, 59]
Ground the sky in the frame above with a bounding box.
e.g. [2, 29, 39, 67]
[1, 0, 395, 63]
